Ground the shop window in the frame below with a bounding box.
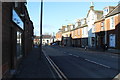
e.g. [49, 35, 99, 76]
[17, 31, 23, 59]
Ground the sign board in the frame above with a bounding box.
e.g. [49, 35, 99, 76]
[12, 9, 24, 30]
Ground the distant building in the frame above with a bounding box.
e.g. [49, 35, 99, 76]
[34, 36, 40, 45]
[56, 2, 119, 52]
[34, 35, 53, 46]
[62, 25, 73, 46]
[42, 35, 53, 45]
[56, 30, 62, 45]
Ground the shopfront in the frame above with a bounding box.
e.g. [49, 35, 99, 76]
[12, 8, 24, 59]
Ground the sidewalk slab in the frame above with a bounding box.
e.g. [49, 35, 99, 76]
[12, 47, 58, 79]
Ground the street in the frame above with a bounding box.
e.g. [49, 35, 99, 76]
[43, 46, 120, 79]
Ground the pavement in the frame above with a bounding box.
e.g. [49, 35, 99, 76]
[12, 47, 58, 79]
[43, 45, 120, 79]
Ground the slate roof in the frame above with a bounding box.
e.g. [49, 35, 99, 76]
[106, 3, 120, 17]
[42, 35, 52, 39]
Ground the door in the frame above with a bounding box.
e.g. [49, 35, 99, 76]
[109, 34, 115, 47]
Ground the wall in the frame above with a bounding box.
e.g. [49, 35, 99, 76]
[2, 3, 13, 77]
[87, 10, 96, 47]
[2, 2, 34, 78]
[105, 14, 120, 49]
[56, 31, 62, 41]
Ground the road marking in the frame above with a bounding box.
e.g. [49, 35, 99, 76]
[69, 54, 72, 55]
[43, 50, 68, 80]
[69, 54, 79, 57]
[71, 54, 79, 57]
[74, 55, 79, 57]
[85, 59, 111, 69]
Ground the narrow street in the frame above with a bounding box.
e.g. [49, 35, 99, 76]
[43, 46, 119, 79]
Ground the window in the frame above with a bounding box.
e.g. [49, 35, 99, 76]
[81, 20, 85, 25]
[85, 27, 88, 35]
[82, 28, 84, 35]
[101, 22, 104, 27]
[104, 8, 109, 15]
[17, 31, 23, 59]
[101, 22, 104, 31]
[75, 23, 78, 28]
[110, 17, 115, 29]
[65, 27, 67, 31]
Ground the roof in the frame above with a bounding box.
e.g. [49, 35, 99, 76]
[86, 8, 103, 18]
[34, 36, 40, 39]
[94, 5, 117, 23]
[42, 35, 52, 39]
[104, 6, 115, 9]
[34, 35, 52, 39]
[94, 10, 103, 13]
[94, 18, 105, 23]
[106, 3, 120, 17]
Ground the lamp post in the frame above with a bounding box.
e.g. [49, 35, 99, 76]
[40, 0, 43, 59]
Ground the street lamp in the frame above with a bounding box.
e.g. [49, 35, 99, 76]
[40, 0, 43, 59]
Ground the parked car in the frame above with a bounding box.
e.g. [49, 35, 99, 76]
[52, 43, 57, 46]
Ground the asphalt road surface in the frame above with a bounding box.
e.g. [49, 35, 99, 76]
[43, 46, 120, 79]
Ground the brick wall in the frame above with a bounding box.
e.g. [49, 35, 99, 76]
[2, 2, 34, 78]
[2, 3, 13, 76]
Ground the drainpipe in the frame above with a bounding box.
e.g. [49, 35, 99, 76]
[104, 20, 107, 45]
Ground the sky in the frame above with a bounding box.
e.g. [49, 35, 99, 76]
[26, 1, 118, 36]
